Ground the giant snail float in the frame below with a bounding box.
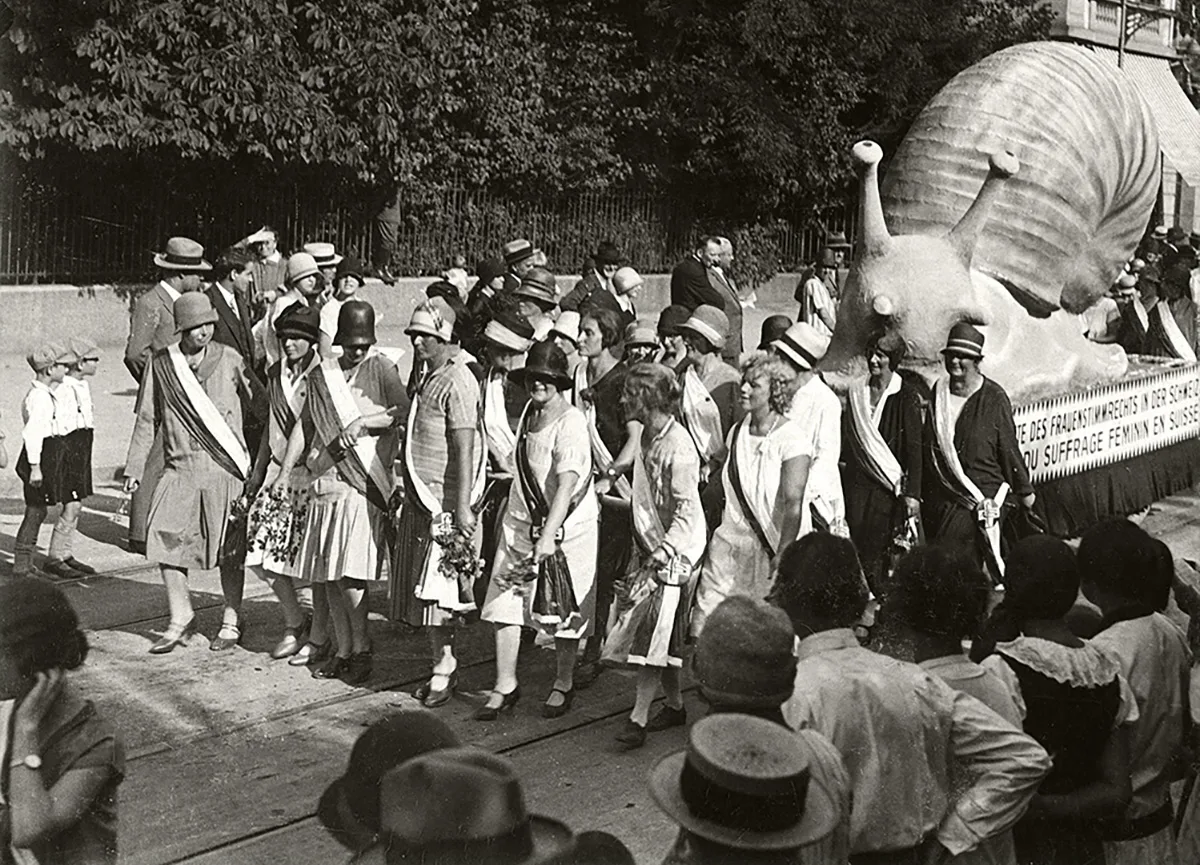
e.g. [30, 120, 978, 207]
[823, 41, 1161, 404]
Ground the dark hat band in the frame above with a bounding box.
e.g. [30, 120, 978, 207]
[384, 824, 533, 865]
[163, 252, 205, 266]
[775, 332, 819, 369]
[679, 759, 809, 834]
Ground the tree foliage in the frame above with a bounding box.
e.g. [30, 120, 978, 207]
[0, 0, 1052, 215]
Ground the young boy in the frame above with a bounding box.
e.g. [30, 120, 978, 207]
[1080, 519, 1192, 865]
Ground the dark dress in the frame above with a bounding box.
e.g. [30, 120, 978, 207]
[841, 376, 924, 586]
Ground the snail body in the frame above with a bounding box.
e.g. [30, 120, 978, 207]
[825, 42, 1160, 403]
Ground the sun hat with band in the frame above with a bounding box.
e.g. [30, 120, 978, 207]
[485, 310, 535, 354]
[825, 230, 852, 251]
[514, 268, 559, 308]
[517, 340, 573, 390]
[405, 297, 456, 343]
[274, 304, 321, 344]
[375, 747, 575, 865]
[154, 236, 212, 272]
[680, 305, 730, 351]
[335, 300, 378, 347]
[27, 342, 75, 373]
[649, 713, 840, 852]
[304, 242, 343, 268]
[503, 239, 535, 268]
[174, 292, 219, 333]
[772, 321, 830, 372]
[285, 252, 321, 286]
[318, 712, 461, 852]
[550, 311, 581, 346]
[940, 322, 985, 360]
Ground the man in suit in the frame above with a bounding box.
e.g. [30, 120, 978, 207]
[125, 236, 211, 553]
[559, 241, 622, 313]
[709, 236, 744, 362]
[207, 245, 266, 454]
[501, 239, 537, 293]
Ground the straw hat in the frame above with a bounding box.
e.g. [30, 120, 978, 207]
[154, 237, 212, 272]
[824, 230, 852, 250]
[304, 242, 343, 267]
[503, 239, 535, 267]
[485, 310, 535, 353]
[772, 322, 830, 372]
[405, 297, 455, 342]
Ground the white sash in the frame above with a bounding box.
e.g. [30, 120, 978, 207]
[847, 379, 904, 496]
[680, 367, 725, 470]
[573, 362, 632, 499]
[482, 373, 518, 473]
[270, 355, 319, 462]
[167, 343, 251, 477]
[1131, 295, 1150, 335]
[1152, 301, 1197, 362]
[933, 379, 1008, 576]
[725, 421, 781, 555]
[319, 359, 394, 502]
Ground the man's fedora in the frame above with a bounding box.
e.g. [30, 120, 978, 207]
[154, 237, 212, 272]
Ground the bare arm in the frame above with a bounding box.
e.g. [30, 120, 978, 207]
[611, 419, 643, 476]
[273, 415, 308, 489]
[449, 426, 477, 529]
[533, 470, 580, 562]
[776, 454, 811, 549]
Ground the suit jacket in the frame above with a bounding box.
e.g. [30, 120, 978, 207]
[562, 272, 636, 328]
[707, 267, 744, 363]
[670, 255, 723, 311]
[206, 284, 257, 363]
[559, 271, 604, 313]
[124, 283, 177, 382]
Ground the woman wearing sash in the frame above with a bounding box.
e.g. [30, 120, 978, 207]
[691, 352, 810, 636]
[123, 294, 261, 654]
[277, 301, 407, 685]
[572, 306, 640, 686]
[1142, 259, 1198, 362]
[924, 323, 1035, 584]
[478, 310, 535, 597]
[603, 364, 706, 749]
[245, 306, 321, 660]
[477, 341, 599, 721]
[841, 338, 924, 587]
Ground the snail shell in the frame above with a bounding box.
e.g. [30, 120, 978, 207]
[880, 42, 1159, 316]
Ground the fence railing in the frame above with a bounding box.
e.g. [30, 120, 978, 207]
[0, 151, 856, 285]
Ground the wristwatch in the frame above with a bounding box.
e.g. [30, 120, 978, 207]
[10, 753, 42, 771]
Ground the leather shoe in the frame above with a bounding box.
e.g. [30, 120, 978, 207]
[271, 615, 312, 659]
[340, 651, 373, 686]
[289, 639, 331, 667]
[574, 659, 604, 690]
[473, 686, 521, 721]
[43, 559, 87, 580]
[65, 557, 98, 575]
[417, 670, 458, 708]
[313, 656, 348, 679]
[210, 623, 242, 652]
[149, 618, 197, 655]
[542, 686, 575, 719]
[645, 704, 687, 732]
[615, 719, 646, 749]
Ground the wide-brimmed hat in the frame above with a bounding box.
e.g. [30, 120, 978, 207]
[824, 230, 852, 250]
[154, 237, 212, 272]
[318, 712, 461, 851]
[772, 322, 830, 372]
[518, 340, 573, 390]
[503, 239, 535, 268]
[174, 292, 219, 332]
[693, 597, 797, 709]
[377, 747, 575, 865]
[485, 310, 536, 353]
[0, 580, 80, 649]
[624, 322, 658, 348]
[275, 304, 321, 343]
[285, 252, 321, 286]
[336, 300, 377, 347]
[27, 342, 75, 372]
[406, 297, 455, 342]
[1152, 225, 1169, 241]
[658, 304, 691, 337]
[1167, 226, 1188, 245]
[758, 315, 793, 350]
[550, 311, 581, 346]
[335, 255, 366, 287]
[680, 305, 730, 351]
[514, 268, 559, 307]
[940, 322, 985, 359]
[649, 714, 840, 852]
[304, 242, 343, 268]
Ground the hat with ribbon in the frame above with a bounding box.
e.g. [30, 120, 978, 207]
[624, 322, 659, 348]
[1152, 225, 1169, 241]
[174, 292, 219, 332]
[693, 596, 797, 710]
[274, 303, 321, 343]
[376, 747, 575, 865]
[772, 322, 830, 372]
[825, 230, 852, 250]
[304, 242, 343, 267]
[154, 237, 212, 272]
[27, 342, 74, 372]
[406, 297, 456, 342]
[285, 252, 321, 286]
[503, 239, 535, 268]
[549, 311, 580, 347]
[517, 340, 573, 390]
[317, 712, 461, 852]
[485, 310, 536, 354]
[940, 322, 985, 360]
[335, 300, 378, 347]
[514, 268, 559, 308]
[657, 304, 691, 337]
[649, 713, 840, 851]
[758, 315, 793, 351]
[680, 305, 730, 351]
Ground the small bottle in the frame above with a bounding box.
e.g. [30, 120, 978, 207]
[112, 492, 131, 527]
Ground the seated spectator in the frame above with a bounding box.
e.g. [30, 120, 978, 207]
[0, 580, 125, 864]
[1079, 520, 1191, 865]
[771, 532, 1051, 863]
[318, 712, 460, 861]
[649, 713, 847, 865]
[971, 535, 1135, 865]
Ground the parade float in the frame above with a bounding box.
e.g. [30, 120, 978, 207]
[825, 41, 1200, 536]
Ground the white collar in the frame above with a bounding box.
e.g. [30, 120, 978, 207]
[158, 280, 181, 302]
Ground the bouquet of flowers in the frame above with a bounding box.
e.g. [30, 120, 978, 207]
[431, 514, 483, 597]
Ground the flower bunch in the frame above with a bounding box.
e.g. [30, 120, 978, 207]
[493, 554, 538, 598]
[432, 521, 484, 594]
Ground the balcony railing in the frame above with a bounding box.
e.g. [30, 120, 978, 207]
[1088, 0, 1178, 47]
